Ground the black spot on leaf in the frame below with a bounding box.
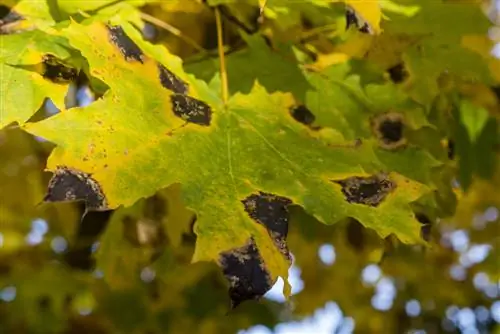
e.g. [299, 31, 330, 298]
[219, 237, 273, 309]
[42, 54, 78, 84]
[242, 192, 292, 239]
[44, 166, 107, 210]
[107, 25, 144, 63]
[242, 192, 293, 260]
[158, 63, 188, 94]
[290, 105, 315, 126]
[345, 7, 371, 34]
[371, 112, 407, 150]
[387, 63, 408, 83]
[334, 173, 396, 207]
[170, 94, 212, 126]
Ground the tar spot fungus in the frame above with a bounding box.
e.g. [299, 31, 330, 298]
[290, 105, 316, 126]
[387, 63, 408, 84]
[170, 94, 212, 126]
[107, 25, 144, 63]
[44, 166, 107, 210]
[242, 192, 292, 239]
[219, 237, 274, 309]
[158, 63, 188, 94]
[334, 173, 396, 207]
[42, 54, 78, 84]
[242, 192, 293, 259]
[345, 7, 371, 34]
[371, 112, 407, 150]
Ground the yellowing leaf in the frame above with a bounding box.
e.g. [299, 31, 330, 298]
[25, 21, 433, 307]
[345, 0, 382, 34]
[0, 30, 75, 128]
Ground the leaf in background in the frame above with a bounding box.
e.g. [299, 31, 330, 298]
[382, 0, 493, 104]
[0, 30, 76, 128]
[459, 100, 489, 143]
[186, 33, 312, 101]
[24, 21, 435, 307]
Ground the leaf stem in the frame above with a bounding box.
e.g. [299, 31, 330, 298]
[215, 6, 229, 106]
[140, 13, 206, 54]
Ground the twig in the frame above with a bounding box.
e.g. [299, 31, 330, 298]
[140, 12, 206, 54]
[215, 6, 229, 106]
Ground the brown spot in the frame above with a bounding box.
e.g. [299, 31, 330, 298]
[371, 112, 407, 150]
[219, 237, 274, 309]
[42, 54, 78, 84]
[334, 173, 396, 207]
[44, 166, 107, 210]
[158, 63, 188, 94]
[107, 25, 144, 63]
[170, 94, 212, 126]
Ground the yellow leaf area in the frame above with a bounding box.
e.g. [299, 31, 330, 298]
[0, 30, 72, 128]
[25, 21, 431, 296]
[344, 0, 382, 34]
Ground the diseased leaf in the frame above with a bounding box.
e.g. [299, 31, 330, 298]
[24, 21, 435, 307]
[0, 29, 76, 128]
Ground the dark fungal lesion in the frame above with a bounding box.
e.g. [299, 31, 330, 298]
[290, 104, 315, 126]
[387, 63, 409, 84]
[371, 112, 407, 150]
[158, 63, 189, 95]
[334, 173, 396, 207]
[345, 6, 372, 34]
[170, 94, 212, 126]
[241, 192, 293, 260]
[42, 54, 78, 84]
[107, 24, 144, 63]
[219, 237, 274, 309]
[44, 166, 108, 211]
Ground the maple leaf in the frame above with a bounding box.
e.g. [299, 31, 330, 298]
[24, 21, 433, 306]
[0, 29, 77, 128]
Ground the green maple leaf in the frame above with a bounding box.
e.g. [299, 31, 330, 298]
[25, 21, 433, 306]
[0, 30, 76, 128]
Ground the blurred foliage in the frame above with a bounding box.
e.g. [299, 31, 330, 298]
[1, 0, 500, 333]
